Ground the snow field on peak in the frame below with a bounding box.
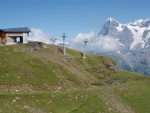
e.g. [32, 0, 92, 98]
[127, 25, 146, 49]
[129, 19, 143, 26]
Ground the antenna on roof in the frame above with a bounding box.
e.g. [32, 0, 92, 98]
[83, 38, 89, 58]
[62, 33, 67, 55]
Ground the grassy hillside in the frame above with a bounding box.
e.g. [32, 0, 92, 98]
[0, 42, 150, 113]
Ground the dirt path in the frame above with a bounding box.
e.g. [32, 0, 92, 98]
[101, 88, 134, 113]
[57, 60, 96, 82]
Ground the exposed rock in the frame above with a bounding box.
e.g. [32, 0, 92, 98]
[103, 61, 118, 73]
[28, 41, 43, 51]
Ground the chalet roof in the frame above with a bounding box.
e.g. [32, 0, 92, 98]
[1, 27, 31, 33]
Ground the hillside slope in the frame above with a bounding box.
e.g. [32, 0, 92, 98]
[0, 43, 150, 113]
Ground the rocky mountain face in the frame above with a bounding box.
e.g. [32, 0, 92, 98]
[98, 17, 150, 75]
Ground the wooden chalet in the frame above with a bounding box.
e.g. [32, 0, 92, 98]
[0, 27, 30, 45]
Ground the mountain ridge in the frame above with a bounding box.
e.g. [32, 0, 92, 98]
[98, 17, 150, 75]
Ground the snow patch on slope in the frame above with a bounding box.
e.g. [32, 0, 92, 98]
[116, 23, 123, 32]
[127, 25, 146, 49]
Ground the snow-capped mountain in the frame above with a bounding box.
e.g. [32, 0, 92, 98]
[98, 17, 150, 75]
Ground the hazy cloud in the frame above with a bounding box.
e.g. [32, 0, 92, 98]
[68, 32, 120, 53]
[68, 32, 95, 50]
[91, 36, 120, 53]
[29, 28, 53, 44]
[29, 29, 120, 53]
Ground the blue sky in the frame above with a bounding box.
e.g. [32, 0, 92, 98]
[1, 0, 150, 41]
